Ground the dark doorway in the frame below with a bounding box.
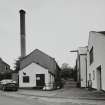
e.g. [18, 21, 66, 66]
[36, 74, 45, 88]
[97, 66, 102, 90]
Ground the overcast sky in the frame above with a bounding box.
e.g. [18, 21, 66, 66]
[0, 0, 105, 69]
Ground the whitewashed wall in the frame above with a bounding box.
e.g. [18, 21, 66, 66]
[87, 31, 105, 90]
[76, 57, 80, 82]
[19, 62, 54, 88]
[77, 47, 87, 87]
[80, 55, 87, 87]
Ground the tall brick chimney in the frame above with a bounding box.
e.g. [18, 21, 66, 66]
[19, 9, 26, 58]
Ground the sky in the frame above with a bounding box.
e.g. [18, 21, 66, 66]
[0, 0, 105, 69]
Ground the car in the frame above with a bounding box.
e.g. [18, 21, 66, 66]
[0, 79, 18, 91]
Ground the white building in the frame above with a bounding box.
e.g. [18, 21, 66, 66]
[18, 10, 61, 90]
[87, 31, 105, 91]
[19, 49, 61, 90]
[76, 47, 88, 88]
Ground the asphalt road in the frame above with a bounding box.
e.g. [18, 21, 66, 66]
[0, 78, 105, 105]
[0, 92, 105, 105]
[0, 95, 35, 105]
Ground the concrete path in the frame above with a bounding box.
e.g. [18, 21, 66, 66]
[15, 78, 105, 100]
[0, 78, 105, 104]
[1, 89, 105, 105]
[16, 88, 105, 100]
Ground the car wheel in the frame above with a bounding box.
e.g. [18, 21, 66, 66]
[15, 88, 18, 91]
[13, 87, 17, 91]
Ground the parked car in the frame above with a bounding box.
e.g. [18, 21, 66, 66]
[0, 79, 18, 91]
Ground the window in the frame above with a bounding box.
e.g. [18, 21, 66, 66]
[23, 76, 29, 83]
[5, 66, 8, 70]
[93, 70, 95, 80]
[89, 73, 91, 80]
[89, 47, 94, 65]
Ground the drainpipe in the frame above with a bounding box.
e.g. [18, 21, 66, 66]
[78, 52, 81, 87]
[85, 57, 87, 88]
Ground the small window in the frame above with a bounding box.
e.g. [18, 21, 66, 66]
[23, 76, 29, 83]
[89, 73, 91, 80]
[89, 47, 94, 65]
[5, 66, 8, 70]
[93, 70, 95, 80]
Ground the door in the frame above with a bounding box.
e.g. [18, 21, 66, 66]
[36, 74, 45, 88]
[97, 66, 102, 90]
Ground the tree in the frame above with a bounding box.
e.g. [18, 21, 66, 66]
[14, 57, 22, 72]
[60, 63, 73, 79]
[61, 63, 69, 69]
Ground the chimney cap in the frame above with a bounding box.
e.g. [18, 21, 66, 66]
[19, 9, 26, 14]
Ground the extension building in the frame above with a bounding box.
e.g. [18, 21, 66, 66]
[87, 31, 105, 91]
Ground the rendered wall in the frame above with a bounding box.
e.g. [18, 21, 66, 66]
[19, 63, 54, 88]
[87, 31, 105, 90]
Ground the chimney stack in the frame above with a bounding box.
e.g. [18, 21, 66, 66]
[19, 9, 26, 58]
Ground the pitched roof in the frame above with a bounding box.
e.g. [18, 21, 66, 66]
[97, 31, 105, 34]
[20, 49, 59, 75]
[0, 58, 10, 67]
[90, 31, 105, 35]
[0, 58, 12, 74]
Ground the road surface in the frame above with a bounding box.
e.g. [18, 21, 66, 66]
[0, 92, 105, 105]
